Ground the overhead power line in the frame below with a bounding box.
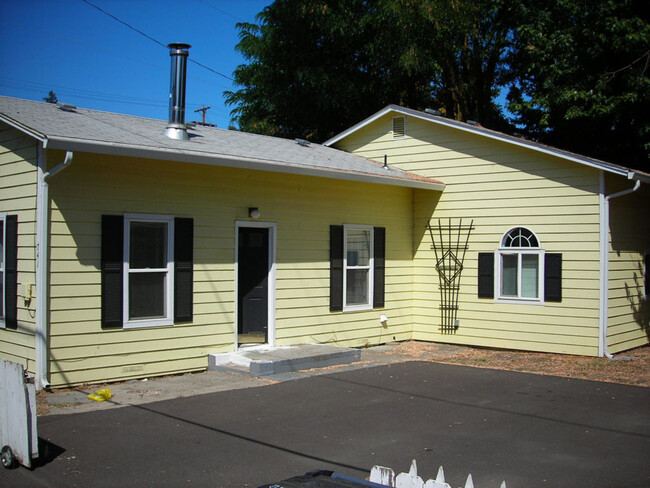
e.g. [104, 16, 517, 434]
[80, 0, 234, 81]
[188, 59, 233, 81]
[81, 0, 167, 49]
[195, 0, 244, 22]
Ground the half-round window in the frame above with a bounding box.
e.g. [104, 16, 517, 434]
[497, 227, 544, 301]
[501, 227, 539, 248]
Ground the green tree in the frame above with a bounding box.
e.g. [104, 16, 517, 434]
[395, 0, 515, 131]
[226, 0, 649, 170]
[505, 0, 650, 170]
[43, 90, 58, 104]
[225, 0, 514, 142]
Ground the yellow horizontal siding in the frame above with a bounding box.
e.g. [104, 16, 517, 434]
[46, 151, 415, 386]
[412, 330, 598, 356]
[49, 357, 207, 387]
[606, 173, 650, 354]
[337, 112, 604, 356]
[0, 127, 37, 372]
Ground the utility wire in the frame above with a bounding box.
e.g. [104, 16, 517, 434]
[8, 19, 231, 89]
[80, 0, 234, 81]
[81, 0, 167, 49]
[195, 0, 244, 22]
[188, 59, 233, 81]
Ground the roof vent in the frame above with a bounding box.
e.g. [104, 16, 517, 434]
[466, 119, 479, 126]
[163, 43, 192, 141]
[425, 109, 441, 116]
[392, 116, 405, 139]
[57, 102, 77, 112]
[295, 138, 310, 147]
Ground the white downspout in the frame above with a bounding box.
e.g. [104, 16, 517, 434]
[35, 146, 73, 390]
[598, 171, 641, 359]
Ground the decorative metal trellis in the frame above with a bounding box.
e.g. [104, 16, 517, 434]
[427, 218, 474, 333]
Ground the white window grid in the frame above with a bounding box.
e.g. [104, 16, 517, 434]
[343, 224, 374, 312]
[495, 227, 545, 305]
[123, 213, 174, 328]
[495, 249, 545, 304]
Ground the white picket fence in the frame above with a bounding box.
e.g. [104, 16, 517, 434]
[369, 459, 506, 488]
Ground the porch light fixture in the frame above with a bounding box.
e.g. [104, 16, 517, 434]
[249, 207, 261, 219]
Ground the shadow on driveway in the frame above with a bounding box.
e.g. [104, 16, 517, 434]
[2, 361, 649, 488]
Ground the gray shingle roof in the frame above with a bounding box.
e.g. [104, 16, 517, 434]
[0, 96, 444, 190]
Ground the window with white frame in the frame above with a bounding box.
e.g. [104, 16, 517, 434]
[124, 214, 174, 327]
[344, 225, 374, 311]
[496, 227, 545, 303]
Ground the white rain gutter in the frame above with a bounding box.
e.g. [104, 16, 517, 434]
[598, 171, 642, 359]
[42, 137, 445, 192]
[35, 145, 73, 390]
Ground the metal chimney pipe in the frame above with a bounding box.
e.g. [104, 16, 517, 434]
[164, 43, 192, 140]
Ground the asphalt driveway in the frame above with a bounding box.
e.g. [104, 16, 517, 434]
[2, 361, 649, 488]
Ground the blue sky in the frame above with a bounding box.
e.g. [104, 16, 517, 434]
[0, 0, 272, 129]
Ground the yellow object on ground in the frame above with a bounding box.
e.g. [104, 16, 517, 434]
[87, 389, 113, 402]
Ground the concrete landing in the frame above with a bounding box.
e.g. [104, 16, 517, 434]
[208, 344, 361, 377]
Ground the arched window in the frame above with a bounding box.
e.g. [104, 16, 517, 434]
[477, 228, 562, 304]
[497, 227, 544, 302]
[501, 227, 539, 248]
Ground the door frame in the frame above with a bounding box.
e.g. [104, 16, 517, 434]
[234, 221, 277, 349]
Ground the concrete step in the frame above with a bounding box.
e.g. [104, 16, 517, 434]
[208, 344, 361, 377]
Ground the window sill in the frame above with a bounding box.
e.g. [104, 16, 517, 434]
[343, 304, 373, 313]
[495, 297, 545, 306]
[124, 318, 174, 329]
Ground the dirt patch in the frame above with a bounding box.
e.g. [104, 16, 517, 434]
[390, 341, 650, 387]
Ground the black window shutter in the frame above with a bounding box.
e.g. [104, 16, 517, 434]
[101, 215, 124, 328]
[545, 253, 562, 302]
[330, 225, 343, 312]
[174, 217, 194, 323]
[477, 252, 494, 298]
[4, 215, 18, 329]
[373, 227, 385, 308]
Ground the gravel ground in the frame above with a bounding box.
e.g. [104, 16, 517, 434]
[401, 341, 650, 387]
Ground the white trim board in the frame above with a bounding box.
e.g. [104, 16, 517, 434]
[234, 221, 277, 349]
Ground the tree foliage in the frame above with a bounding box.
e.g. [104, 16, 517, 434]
[226, 0, 649, 169]
[225, 0, 514, 142]
[505, 0, 649, 170]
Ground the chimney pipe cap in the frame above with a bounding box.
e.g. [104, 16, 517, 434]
[168, 42, 192, 51]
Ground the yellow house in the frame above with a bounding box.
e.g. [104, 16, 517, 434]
[325, 105, 649, 360]
[0, 95, 445, 388]
[1, 96, 648, 389]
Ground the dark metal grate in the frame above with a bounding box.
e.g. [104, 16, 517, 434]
[427, 218, 474, 333]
